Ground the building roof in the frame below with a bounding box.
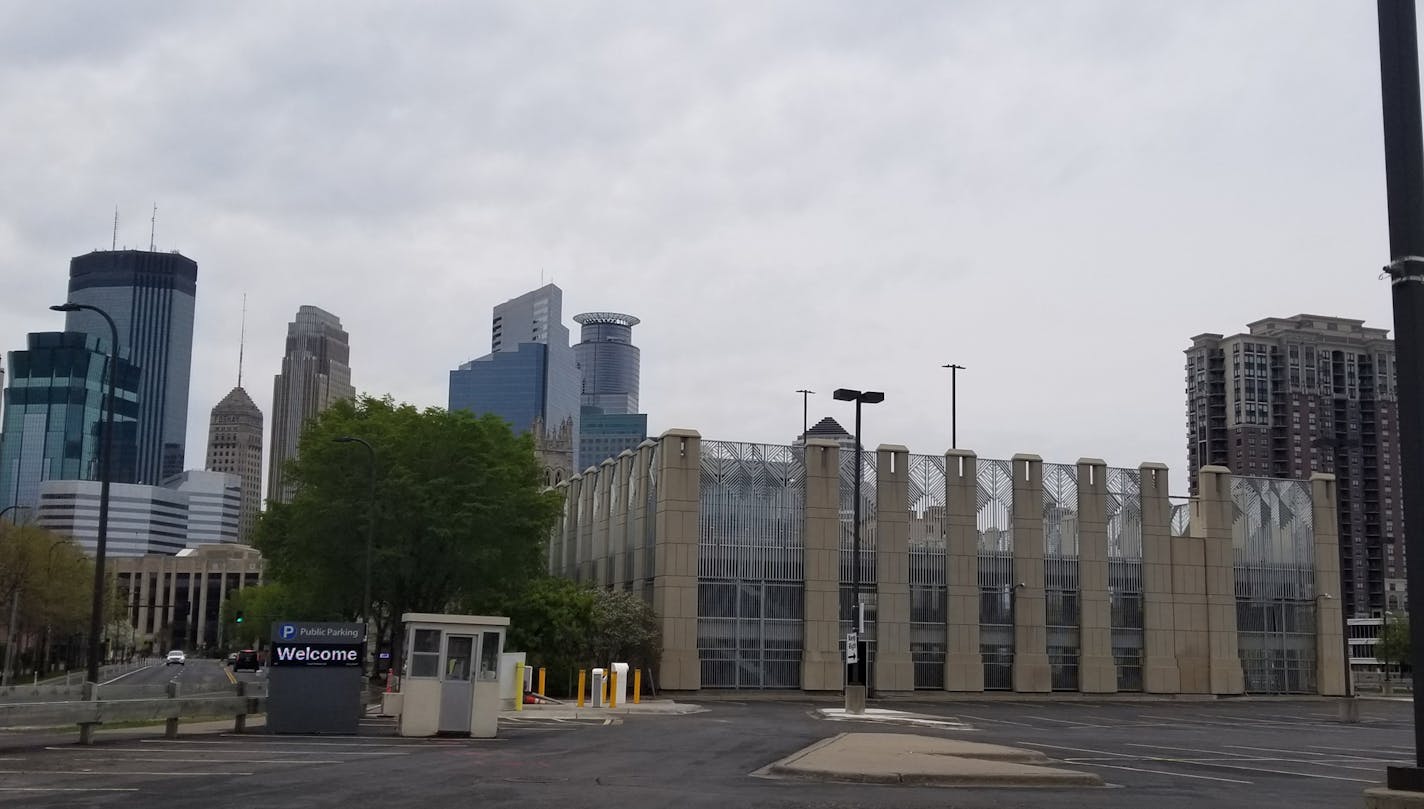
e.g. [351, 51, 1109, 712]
[212, 385, 261, 414]
[804, 417, 852, 439]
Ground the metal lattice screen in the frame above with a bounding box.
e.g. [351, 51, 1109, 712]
[1107, 467, 1144, 691]
[977, 458, 1014, 690]
[1232, 476, 1318, 695]
[907, 454, 946, 690]
[696, 441, 805, 689]
[1043, 462, 1080, 692]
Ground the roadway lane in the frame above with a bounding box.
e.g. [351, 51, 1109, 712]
[98, 658, 243, 698]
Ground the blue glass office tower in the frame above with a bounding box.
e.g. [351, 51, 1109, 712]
[449, 284, 581, 483]
[0, 332, 141, 514]
[65, 250, 197, 484]
[573, 312, 648, 471]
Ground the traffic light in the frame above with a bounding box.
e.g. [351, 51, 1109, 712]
[235, 611, 245, 624]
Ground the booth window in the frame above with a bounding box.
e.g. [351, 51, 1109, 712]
[478, 631, 500, 680]
[410, 629, 441, 678]
[445, 635, 473, 680]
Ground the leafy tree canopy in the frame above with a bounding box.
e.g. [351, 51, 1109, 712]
[0, 523, 93, 637]
[1379, 613, 1411, 672]
[253, 395, 562, 635]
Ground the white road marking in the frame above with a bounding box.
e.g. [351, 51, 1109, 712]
[98, 665, 156, 686]
[954, 713, 1034, 727]
[1018, 740, 1250, 783]
[48, 747, 402, 756]
[0, 787, 140, 793]
[1069, 761, 1252, 784]
[147, 738, 470, 747]
[70, 757, 350, 764]
[1225, 743, 1405, 768]
[0, 769, 254, 776]
[1122, 743, 1375, 783]
[1023, 715, 1105, 727]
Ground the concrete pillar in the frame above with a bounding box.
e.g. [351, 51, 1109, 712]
[944, 449, 983, 691]
[631, 440, 657, 601]
[1311, 472, 1347, 696]
[1140, 463, 1181, 693]
[610, 451, 633, 590]
[652, 429, 701, 691]
[550, 481, 569, 576]
[196, 562, 210, 649]
[165, 563, 178, 629]
[1011, 454, 1051, 692]
[1076, 459, 1116, 694]
[802, 439, 843, 692]
[137, 564, 151, 640]
[595, 458, 616, 588]
[873, 445, 913, 692]
[1195, 465, 1244, 695]
[577, 471, 596, 583]
[217, 560, 230, 646]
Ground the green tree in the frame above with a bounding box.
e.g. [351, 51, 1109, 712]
[1378, 613, 1410, 690]
[0, 524, 95, 676]
[220, 583, 330, 651]
[254, 395, 562, 671]
[505, 577, 662, 698]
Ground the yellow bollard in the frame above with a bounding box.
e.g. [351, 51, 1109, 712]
[538, 667, 546, 696]
[609, 670, 618, 708]
[633, 668, 642, 704]
[514, 661, 525, 712]
[577, 670, 586, 707]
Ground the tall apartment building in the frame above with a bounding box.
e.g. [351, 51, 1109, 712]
[0, 332, 141, 515]
[573, 312, 648, 471]
[449, 284, 580, 484]
[64, 250, 198, 483]
[267, 306, 354, 504]
[206, 386, 263, 541]
[1185, 315, 1400, 617]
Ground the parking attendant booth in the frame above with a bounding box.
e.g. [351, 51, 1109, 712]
[397, 614, 508, 738]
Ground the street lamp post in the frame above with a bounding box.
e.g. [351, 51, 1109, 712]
[50, 302, 119, 690]
[942, 364, 964, 449]
[795, 390, 815, 445]
[832, 387, 884, 710]
[334, 437, 376, 635]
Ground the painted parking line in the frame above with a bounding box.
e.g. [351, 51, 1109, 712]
[147, 738, 474, 747]
[954, 713, 1035, 727]
[0, 769, 255, 776]
[69, 756, 351, 764]
[1017, 741, 1252, 784]
[1122, 743, 1376, 783]
[1022, 715, 1109, 727]
[0, 787, 139, 793]
[1226, 744, 1408, 768]
[49, 746, 405, 756]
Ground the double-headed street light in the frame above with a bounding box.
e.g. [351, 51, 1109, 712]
[832, 388, 884, 692]
[50, 302, 119, 689]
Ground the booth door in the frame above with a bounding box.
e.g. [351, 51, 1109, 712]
[438, 634, 475, 733]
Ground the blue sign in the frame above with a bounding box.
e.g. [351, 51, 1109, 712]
[279, 623, 297, 640]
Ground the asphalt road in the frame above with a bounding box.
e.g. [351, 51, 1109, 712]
[0, 696, 1410, 808]
[94, 657, 264, 699]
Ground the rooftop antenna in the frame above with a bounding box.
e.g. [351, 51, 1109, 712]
[112, 207, 118, 250]
[237, 293, 247, 388]
[149, 203, 157, 251]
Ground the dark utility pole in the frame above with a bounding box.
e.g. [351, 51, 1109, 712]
[795, 390, 815, 444]
[1378, 0, 1424, 789]
[942, 364, 964, 448]
[334, 436, 376, 632]
[832, 388, 884, 688]
[51, 302, 118, 690]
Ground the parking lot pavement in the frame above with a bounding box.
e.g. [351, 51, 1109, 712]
[880, 697, 1410, 804]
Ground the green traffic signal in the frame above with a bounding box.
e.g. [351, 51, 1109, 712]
[235, 611, 245, 623]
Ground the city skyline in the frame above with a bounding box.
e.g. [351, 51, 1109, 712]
[0, 3, 1401, 492]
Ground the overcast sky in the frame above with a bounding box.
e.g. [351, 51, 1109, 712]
[0, 1, 1402, 494]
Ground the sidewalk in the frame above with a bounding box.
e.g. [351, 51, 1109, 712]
[760, 732, 1104, 787]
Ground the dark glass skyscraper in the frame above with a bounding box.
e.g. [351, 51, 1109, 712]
[64, 250, 197, 484]
[573, 312, 647, 471]
[0, 331, 140, 514]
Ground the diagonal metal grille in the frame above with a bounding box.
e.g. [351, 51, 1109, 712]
[907, 453, 947, 689]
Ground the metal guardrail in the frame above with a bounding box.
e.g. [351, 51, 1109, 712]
[0, 681, 265, 744]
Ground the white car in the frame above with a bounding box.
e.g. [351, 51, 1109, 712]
[165, 650, 186, 666]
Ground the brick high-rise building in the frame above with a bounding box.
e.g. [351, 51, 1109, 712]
[1185, 315, 1400, 617]
[205, 386, 263, 542]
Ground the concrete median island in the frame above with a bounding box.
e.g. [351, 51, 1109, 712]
[762, 732, 1105, 788]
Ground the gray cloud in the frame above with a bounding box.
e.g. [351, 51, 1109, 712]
[0, 1, 1398, 493]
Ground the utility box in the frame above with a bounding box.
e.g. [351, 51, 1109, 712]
[266, 621, 366, 735]
[498, 652, 527, 709]
[397, 613, 508, 738]
[590, 667, 606, 707]
[610, 662, 629, 706]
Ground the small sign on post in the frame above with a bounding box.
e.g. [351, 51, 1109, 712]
[845, 632, 859, 665]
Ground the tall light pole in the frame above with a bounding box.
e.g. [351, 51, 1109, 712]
[334, 436, 376, 635]
[1378, 0, 1424, 789]
[51, 302, 119, 689]
[832, 387, 884, 703]
[795, 390, 815, 445]
[942, 364, 964, 449]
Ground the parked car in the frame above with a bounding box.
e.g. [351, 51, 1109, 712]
[234, 649, 260, 672]
[165, 650, 186, 666]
